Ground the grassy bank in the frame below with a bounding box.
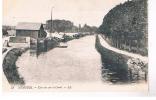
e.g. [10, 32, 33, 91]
[3, 48, 28, 85]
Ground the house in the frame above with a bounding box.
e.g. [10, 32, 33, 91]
[16, 22, 47, 39]
[6, 22, 47, 48]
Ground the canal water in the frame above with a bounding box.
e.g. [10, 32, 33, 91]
[14, 35, 148, 91]
[16, 35, 103, 84]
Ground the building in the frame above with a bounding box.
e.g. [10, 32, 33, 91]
[6, 22, 47, 48]
[7, 30, 16, 36]
[16, 22, 47, 39]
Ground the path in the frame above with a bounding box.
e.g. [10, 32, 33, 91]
[98, 35, 148, 62]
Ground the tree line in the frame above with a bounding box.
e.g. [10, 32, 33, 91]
[46, 19, 97, 33]
[98, 0, 148, 56]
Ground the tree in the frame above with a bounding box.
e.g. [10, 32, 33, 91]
[98, 0, 148, 56]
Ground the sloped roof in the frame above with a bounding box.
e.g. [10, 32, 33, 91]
[16, 22, 42, 30]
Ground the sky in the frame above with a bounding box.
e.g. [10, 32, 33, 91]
[3, 0, 127, 27]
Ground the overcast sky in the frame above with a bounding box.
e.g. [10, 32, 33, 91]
[3, 0, 127, 27]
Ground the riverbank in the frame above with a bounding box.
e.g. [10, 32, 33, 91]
[3, 48, 28, 85]
[95, 35, 148, 83]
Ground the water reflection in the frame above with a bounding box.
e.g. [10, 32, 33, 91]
[30, 38, 59, 57]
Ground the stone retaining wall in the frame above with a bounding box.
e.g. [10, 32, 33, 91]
[95, 35, 148, 83]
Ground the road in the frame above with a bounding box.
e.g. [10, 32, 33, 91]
[16, 35, 102, 84]
[98, 35, 148, 63]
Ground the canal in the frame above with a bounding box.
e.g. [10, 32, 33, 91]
[13, 35, 148, 91]
[16, 35, 102, 84]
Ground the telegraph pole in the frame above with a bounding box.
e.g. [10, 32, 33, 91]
[50, 7, 54, 37]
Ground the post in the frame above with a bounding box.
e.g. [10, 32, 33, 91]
[50, 7, 54, 36]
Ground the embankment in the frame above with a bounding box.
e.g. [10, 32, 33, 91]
[3, 48, 28, 85]
[95, 35, 148, 83]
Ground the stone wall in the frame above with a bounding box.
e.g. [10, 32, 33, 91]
[95, 35, 148, 83]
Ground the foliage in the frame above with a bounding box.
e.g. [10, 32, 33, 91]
[98, 0, 148, 56]
[46, 19, 98, 33]
[2, 29, 8, 36]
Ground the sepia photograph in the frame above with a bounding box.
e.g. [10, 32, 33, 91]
[2, 0, 148, 92]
